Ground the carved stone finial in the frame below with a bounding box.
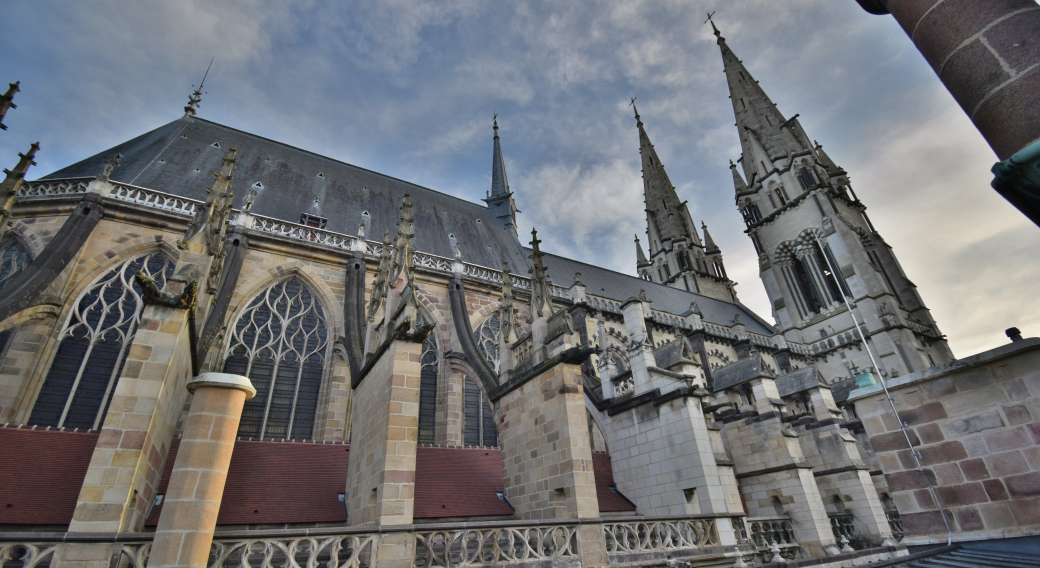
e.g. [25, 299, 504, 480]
[528, 228, 549, 320]
[242, 188, 257, 213]
[0, 81, 19, 131]
[367, 230, 393, 322]
[135, 271, 198, 310]
[639, 289, 648, 302]
[690, 301, 702, 316]
[98, 155, 120, 182]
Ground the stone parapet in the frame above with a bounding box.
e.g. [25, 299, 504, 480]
[848, 338, 1040, 544]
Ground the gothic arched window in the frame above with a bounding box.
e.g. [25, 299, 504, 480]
[464, 377, 497, 447]
[0, 236, 33, 360]
[473, 314, 500, 373]
[0, 236, 31, 284]
[418, 331, 438, 444]
[222, 276, 329, 440]
[29, 251, 176, 429]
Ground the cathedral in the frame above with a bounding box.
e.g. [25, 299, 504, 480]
[0, 17, 1037, 568]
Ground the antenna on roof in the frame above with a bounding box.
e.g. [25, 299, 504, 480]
[183, 57, 214, 118]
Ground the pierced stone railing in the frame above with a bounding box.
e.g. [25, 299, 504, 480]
[586, 294, 622, 314]
[650, 309, 689, 329]
[829, 512, 856, 542]
[513, 332, 534, 368]
[747, 332, 775, 348]
[413, 524, 577, 568]
[414, 251, 455, 272]
[702, 323, 734, 339]
[613, 375, 634, 396]
[601, 517, 721, 555]
[249, 215, 361, 252]
[210, 534, 377, 568]
[16, 177, 90, 197]
[0, 540, 152, 568]
[745, 516, 797, 556]
[109, 182, 201, 216]
[885, 510, 903, 541]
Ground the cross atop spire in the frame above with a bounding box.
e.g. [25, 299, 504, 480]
[630, 97, 640, 124]
[704, 11, 722, 39]
[183, 58, 214, 118]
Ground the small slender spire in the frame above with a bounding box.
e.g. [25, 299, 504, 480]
[730, 159, 749, 195]
[0, 142, 39, 235]
[484, 115, 519, 233]
[635, 234, 649, 267]
[528, 228, 549, 319]
[636, 108, 691, 245]
[0, 82, 20, 131]
[702, 221, 720, 253]
[813, 140, 844, 176]
[183, 58, 214, 118]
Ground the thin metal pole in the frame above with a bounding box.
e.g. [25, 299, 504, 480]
[810, 225, 953, 546]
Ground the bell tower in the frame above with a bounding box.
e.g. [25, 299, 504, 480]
[714, 21, 954, 379]
[632, 102, 737, 303]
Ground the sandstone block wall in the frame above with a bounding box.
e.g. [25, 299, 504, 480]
[498, 362, 599, 520]
[850, 338, 1040, 543]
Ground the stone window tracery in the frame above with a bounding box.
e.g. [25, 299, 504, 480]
[222, 276, 329, 440]
[0, 236, 31, 283]
[418, 327, 438, 444]
[464, 377, 497, 447]
[29, 251, 176, 430]
[473, 314, 500, 373]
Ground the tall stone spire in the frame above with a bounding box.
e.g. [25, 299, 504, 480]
[635, 103, 698, 251]
[0, 82, 19, 131]
[483, 116, 519, 234]
[717, 24, 813, 182]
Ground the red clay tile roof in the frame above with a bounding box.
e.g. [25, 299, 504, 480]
[414, 446, 514, 518]
[0, 428, 634, 528]
[0, 427, 99, 526]
[593, 451, 636, 512]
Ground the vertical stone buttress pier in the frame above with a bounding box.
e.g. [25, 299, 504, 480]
[597, 297, 742, 543]
[716, 359, 838, 557]
[785, 375, 893, 544]
[54, 244, 212, 568]
[148, 373, 255, 568]
[880, 0, 1040, 160]
[497, 357, 605, 565]
[345, 338, 422, 568]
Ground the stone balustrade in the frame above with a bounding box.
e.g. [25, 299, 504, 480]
[0, 516, 741, 568]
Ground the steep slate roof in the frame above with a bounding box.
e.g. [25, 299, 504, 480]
[42, 114, 776, 332]
[42, 116, 531, 271]
[536, 250, 775, 335]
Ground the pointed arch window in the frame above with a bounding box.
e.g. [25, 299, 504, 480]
[0, 236, 31, 284]
[418, 330, 438, 444]
[464, 377, 497, 447]
[222, 277, 329, 440]
[29, 251, 176, 429]
[474, 315, 501, 374]
[0, 236, 33, 360]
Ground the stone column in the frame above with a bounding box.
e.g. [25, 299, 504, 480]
[148, 373, 255, 568]
[861, 0, 1039, 161]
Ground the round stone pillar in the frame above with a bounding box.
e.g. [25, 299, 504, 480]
[147, 373, 255, 568]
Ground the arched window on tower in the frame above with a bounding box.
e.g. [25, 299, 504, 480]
[741, 203, 762, 226]
[464, 377, 497, 447]
[418, 329, 438, 444]
[797, 167, 817, 191]
[29, 251, 176, 429]
[222, 276, 329, 440]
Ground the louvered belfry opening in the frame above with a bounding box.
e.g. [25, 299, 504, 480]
[222, 276, 329, 440]
[29, 251, 175, 430]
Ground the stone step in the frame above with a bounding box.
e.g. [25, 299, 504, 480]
[951, 550, 1040, 567]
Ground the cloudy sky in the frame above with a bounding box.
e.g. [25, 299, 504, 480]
[1, 0, 1037, 358]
